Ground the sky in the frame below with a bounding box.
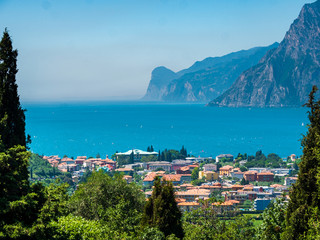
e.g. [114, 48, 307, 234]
[0, 0, 314, 102]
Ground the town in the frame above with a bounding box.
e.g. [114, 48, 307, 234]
[39, 147, 299, 214]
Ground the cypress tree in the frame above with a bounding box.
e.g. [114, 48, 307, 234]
[284, 86, 320, 239]
[0, 29, 28, 149]
[141, 177, 184, 238]
[129, 150, 134, 164]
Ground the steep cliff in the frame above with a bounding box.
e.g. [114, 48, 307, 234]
[142, 66, 177, 101]
[210, 0, 320, 107]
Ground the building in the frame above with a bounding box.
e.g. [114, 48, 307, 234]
[248, 167, 270, 173]
[244, 171, 258, 182]
[216, 154, 234, 163]
[219, 165, 234, 176]
[257, 172, 274, 182]
[203, 164, 217, 172]
[148, 161, 172, 172]
[212, 200, 239, 213]
[199, 171, 219, 181]
[115, 168, 134, 175]
[289, 154, 296, 161]
[116, 149, 158, 162]
[123, 175, 133, 183]
[176, 166, 192, 174]
[284, 177, 298, 186]
[178, 202, 200, 212]
[254, 198, 272, 211]
[175, 189, 211, 202]
[143, 172, 191, 186]
[171, 160, 194, 171]
[230, 168, 244, 179]
[270, 168, 292, 175]
[231, 171, 244, 179]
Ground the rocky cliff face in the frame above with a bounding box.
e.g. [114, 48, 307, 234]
[142, 44, 278, 102]
[210, 0, 320, 107]
[142, 66, 177, 101]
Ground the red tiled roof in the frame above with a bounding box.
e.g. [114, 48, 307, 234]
[257, 172, 274, 176]
[219, 165, 233, 171]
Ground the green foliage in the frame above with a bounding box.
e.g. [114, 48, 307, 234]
[29, 153, 59, 179]
[141, 177, 184, 239]
[191, 167, 199, 181]
[49, 214, 128, 240]
[140, 155, 158, 162]
[0, 29, 28, 149]
[191, 178, 206, 186]
[160, 149, 179, 162]
[284, 86, 320, 239]
[256, 198, 287, 240]
[240, 177, 250, 185]
[183, 208, 255, 239]
[180, 146, 187, 158]
[140, 227, 165, 240]
[245, 151, 285, 168]
[0, 145, 30, 212]
[147, 145, 154, 152]
[68, 170, 144, 235]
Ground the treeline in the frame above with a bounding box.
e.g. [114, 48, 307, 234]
[233, 150, 288, 169]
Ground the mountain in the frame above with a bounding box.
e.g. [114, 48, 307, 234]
[209, 0, 320, 107]
[143, 67, 177, 101]
[142, 43, 279, 102]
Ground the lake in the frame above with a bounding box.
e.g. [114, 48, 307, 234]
[24, 101, 309, 159]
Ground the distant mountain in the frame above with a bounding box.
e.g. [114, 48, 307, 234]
[142, 43, 279, 102]
[143, 67, 177, 101]
[209, 0, 320, 107]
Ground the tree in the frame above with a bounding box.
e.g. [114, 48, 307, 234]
[256, 198, 287, 240]
[240, 177, 249, 185]
[68, 171, 144, 235]
[284, 86, 320, 239]
[0, 146, 30, 215]
[191, 167, 199, 181]
[147, 145, 154, 152]
[129, 150, 134, 164]
[180, 146, 187, 158]
[141, 177, 184, 239]
[0, 29, 29, 149]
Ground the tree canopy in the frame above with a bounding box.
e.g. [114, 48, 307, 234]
[142, 177, 184, 239]
[283, 86, 320, 239]
[0, 29, 28, 149]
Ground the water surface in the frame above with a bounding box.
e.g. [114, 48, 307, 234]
[24, 102, 308, 158]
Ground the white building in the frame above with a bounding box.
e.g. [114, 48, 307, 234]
[116, 149, 158, 162]
[203, 163, 217, 172]
[284, 177, 298, 187]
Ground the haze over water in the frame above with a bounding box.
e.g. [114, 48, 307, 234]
[24, 102, 308, 159]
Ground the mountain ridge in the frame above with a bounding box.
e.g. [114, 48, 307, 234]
[142, 43, 279, 102]
[209, 0, 320, 107]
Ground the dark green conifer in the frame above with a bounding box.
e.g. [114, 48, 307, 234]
[129, 150, 134, 164]
[0, 29, 28, 149]
[141, 177, 184, 238]
[284, 86, 320, 239]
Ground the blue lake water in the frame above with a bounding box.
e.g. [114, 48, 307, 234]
[24, 102, 309, 159]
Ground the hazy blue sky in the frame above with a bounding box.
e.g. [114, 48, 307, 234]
[0, 0, 313, 102]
